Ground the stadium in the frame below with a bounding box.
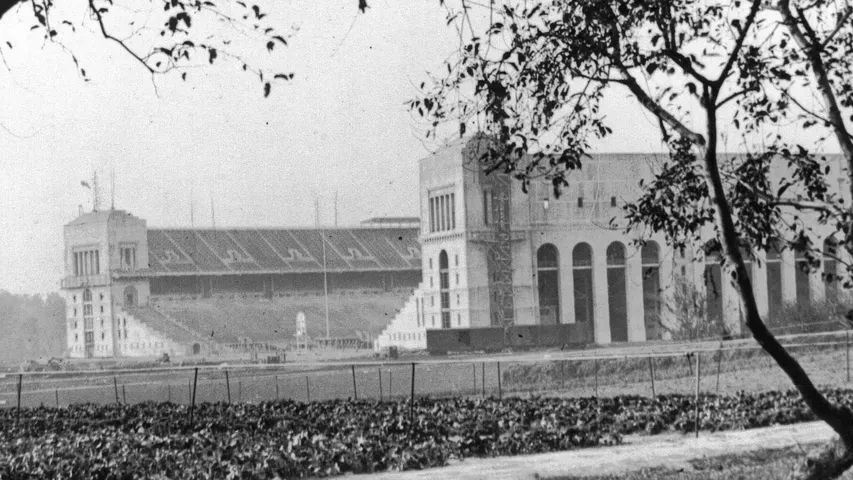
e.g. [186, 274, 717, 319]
[61, 136, 851, 359]
[60, 211, 421, 358]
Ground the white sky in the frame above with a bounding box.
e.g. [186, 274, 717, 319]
[0, 1, 841, 294]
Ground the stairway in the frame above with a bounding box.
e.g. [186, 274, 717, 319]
[375, 283, 426, 351]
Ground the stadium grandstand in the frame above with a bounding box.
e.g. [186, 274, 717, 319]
[61, 210, 421, 359]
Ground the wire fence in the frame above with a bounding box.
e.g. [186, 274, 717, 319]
[1, 330, 850, 417]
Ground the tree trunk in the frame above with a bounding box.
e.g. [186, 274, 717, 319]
[699, 100, 853, 452]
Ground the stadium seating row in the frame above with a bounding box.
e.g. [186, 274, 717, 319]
[147, 228, 420, 273]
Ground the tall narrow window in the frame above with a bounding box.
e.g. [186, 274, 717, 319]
[537, 244, 560, 325]
[607, 242, 628, 342]
[572, 243, 594, 341]
[483, 189, 492, 225]
[439, 250, 451, 328]
[429, 197, 435, 232]
[450, 193, 456, 230]
[440, 195, 446, 231]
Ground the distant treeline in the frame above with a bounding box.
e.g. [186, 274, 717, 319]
[0, 290, 65, 365]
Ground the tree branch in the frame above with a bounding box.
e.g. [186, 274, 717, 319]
[779, 0, 853, 166]
[716, 86, 759, 109]
[715, 0, 763, 88]
[821, 5, 853, 49]
[618, 67, 706, 146]
[88, 0, 154, 74]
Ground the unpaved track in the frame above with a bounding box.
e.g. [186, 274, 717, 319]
[359, 421, 835, 479]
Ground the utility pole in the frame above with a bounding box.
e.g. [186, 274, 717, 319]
[316, 197, 331, 341]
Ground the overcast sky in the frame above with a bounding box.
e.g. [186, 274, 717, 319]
[0, 1, 840, 295]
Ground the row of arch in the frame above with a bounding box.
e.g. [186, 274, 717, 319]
[536, 241, 662, 343]
[703, 238, 840, 327]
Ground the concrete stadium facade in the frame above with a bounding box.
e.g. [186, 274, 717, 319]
[376, 138, 851, 350]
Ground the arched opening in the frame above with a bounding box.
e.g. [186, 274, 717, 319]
[766, 240, 784, 322]
[192, 343, 201, 355]
[795, 249, 811, 308]
[124, 285, 138, 309]
[824, 237, 839, 305]
[572, 243, 594, 341]
[439, 250, 450, 328]
[641, 242, 661, 340]
[537, 244, 560, 325]
[703, 240, 724, 328]
[606, 242, 628, 342]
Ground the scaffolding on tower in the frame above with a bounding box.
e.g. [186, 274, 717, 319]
[465, 136, 516, 328]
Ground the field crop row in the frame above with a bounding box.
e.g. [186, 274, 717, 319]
[1, 389, 852, 479]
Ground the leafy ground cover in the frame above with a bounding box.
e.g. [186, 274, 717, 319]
[1, 389, 852, 479]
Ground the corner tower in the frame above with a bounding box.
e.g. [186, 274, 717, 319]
[61, 209, 151, 358]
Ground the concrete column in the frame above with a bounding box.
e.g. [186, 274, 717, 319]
[810, 259, 826, 304]
[753, 251, 770, 321]
[722, 263, 741, 335]
[559, 244, 576, 324]
[658, 246, 676, 339]
[626, 247, 646, 342]
[592, 247, 612, 344]
[781, 249, 797, 304]
[833, 248, 852, 307]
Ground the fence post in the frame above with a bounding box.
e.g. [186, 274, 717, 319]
[481, 362, 486, 397]
[648, 357, 656, 398]
[715, 348, 723, 393]
[686, 353, 694, 377]
[389, 370, 392, 400]
[694, 352, 701, 438]
[351, 365, 358, 401]
[122, 385, 127, 404]
[167, 384, 171, 403]
[114, 376, 120, 405]
[594, 359, 599, 398]
[305, 376, 311, 402]
[189, 368, 199, 428]
[275, 375, 280, 400]
[225, 370, 232, 403]
[55, 389, 59, 408]
[497, 362, 502, 400]
[16, 374, 22, 427]
[409, 363, 416, 425]
[472, 363, 477, 395]
[378, 368, 383, 402]
[847, 330, 850, 383]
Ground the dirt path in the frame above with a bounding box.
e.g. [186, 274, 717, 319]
[358, 422, 835, 479]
